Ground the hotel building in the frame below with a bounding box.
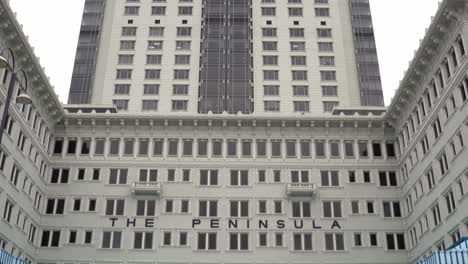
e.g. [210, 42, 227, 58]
[0, 0, 467, 264]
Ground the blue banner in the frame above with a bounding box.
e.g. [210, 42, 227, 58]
[0, 249, 28, 264]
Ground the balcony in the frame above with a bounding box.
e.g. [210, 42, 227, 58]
[132, 182, 162, 196]
[286, 183, 316, 197]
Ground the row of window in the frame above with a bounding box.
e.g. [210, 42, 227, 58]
[398, 34, 465, 155]
[49, 167, 398, 188]
[123, 6, 193, 16]
[113, 84, 338, 97]
[261, 0, 329, 4]
[52, 137, 397, 160]
[43, 197, 402, 219]
[115, 68, 337, 82]
[406, 172, 468, 250]
[112, 99, 188, 111]
[113, 100, 341, 113]
[263, 100, 339, 113]
[1, 151, 46, 210]
[263, 41, 334, 52]
[112, 99, 340, 113]
[122, 26, 193, 37]
[260, 7, 329, 17]
[40, 229, 405, 252]
[403, 130, 465, 215]
[1, 198, 38, 247]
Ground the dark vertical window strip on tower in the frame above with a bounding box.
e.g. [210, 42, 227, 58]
[68, 0, 106, 104]
[349, 0, 384, 106]
[199, 0, 253, 114]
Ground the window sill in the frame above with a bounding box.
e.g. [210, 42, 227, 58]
[256, 213, 286, 217]
[426, 186, 437, 197]
[193, 249, 220, 253]
[383, 249, 407, 253]
[322, 250, 349, 254]
[290, 250, 318, 253]
[318, 186, 344, 189]
[451, 146, 465, 163]
[444, 209, 457, 221]
[432, 223, 443, 233]
[347, 182, 374, 186]
[438, 170, 450, 182]
[128, 248, 155, 251]
[459, 193, 468, 203]
[256, 246, 288, 250]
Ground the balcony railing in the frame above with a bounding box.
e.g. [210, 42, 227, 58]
[286, 183, 316, 197]
[0, 249, 29, 264]
[132, 181, 162, 196]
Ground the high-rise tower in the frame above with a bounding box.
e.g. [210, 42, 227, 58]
[68, 0, 384, 113]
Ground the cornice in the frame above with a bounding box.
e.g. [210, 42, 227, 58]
[0, 0, 65, 125]
[385, 0, 466, 126]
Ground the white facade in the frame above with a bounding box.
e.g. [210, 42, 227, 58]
[0, 0, 468, 264]
[74, 0, 372, 114]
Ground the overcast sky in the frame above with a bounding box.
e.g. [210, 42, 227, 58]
[8, 0, 441, 105]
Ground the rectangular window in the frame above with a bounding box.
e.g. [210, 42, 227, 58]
[293, 233, 313, 251]
[230, 170, 249, 186]
[146, 55, 162, 65]
[118, 54, 134, 65]
[256, 140, 267, 157]
[173, 85, 188, 95]
[149, 27, 164, 37]
[230, 201, 249, 217]
[50, 168, 69, 184]
[263, 55, 278, 65]
[229, 233, 249, 251]
[290, 28, 304, 37]
[109, 169, 128, 184]
[178, 6, 192, 15]
[40, 230, 61, 248]
[325, 233, 345, 251]
[148, 40, 163, 50]
[136, 200, 156, 216]
[291, 202, 310, 218]
[176, 40, 191, 50]
[321, 171, 339, 187]
[133, 232, 153, 249]
[444, 190, 456, 214]
[378, 171, 398, 187]
[212, 140, 222, 157]
[241, 140, 252, 157]
[199, 200, 218, 217]
[197, 233, 217, 250]
[439, 152, 448, 175]
[322, 85, 337, 96]
[385, 233, 406, 251]
[264, 101, 280, 112]
[293, 101, 309, 112]
[264, 85, 279, 96]
[101, 231, 122, 249]
[271, 140, 282, 157]
[199, 170, 218, 186]
[105, 199, 125, 216]
[197, 140, 208, 157]
[290, 42, 305, 51]
[382, 201, 401, 217]
[323, 201, 342, 218]
[45, 198, 65, 215]
[172, 100, 188, 111]
[293, 86, 309, 96]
